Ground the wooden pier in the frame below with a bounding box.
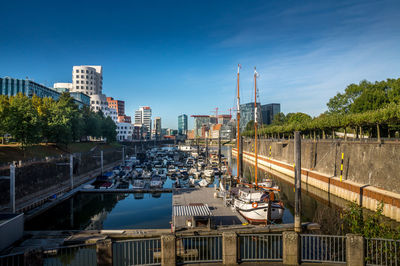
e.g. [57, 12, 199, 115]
[172, 187, 247, 229]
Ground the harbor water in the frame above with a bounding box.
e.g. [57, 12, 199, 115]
[26, 146, 351, 233]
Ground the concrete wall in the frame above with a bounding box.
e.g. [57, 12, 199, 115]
[243, 139, 400, 194]
[0, 148, 122, 206]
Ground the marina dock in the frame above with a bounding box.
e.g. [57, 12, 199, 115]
[172, 186, 247, 229]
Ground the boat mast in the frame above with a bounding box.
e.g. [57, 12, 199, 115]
[236, 64, 241, 178]
[254, 67, 258, 187]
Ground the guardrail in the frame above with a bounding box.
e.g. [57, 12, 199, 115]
[4, 231, 400, 265]
[366, 238, 400, 265]
[0, 251, 24, 266]
[238, 233, 282, 262]
[176, 235, 222, 263]
[112, 238, 161, 266]
[301, 234, 346, 263]
[43, 243, 97, 266]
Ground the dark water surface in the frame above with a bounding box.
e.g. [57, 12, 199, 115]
[25, 147, 354, 232]
[25, 192, 173, 230]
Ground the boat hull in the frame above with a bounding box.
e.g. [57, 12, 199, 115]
[235, 200, 284, 222]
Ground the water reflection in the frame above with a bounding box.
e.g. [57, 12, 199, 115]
[25, 192, 172, 230]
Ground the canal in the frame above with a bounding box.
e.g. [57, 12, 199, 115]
[25, 146, 387, 233]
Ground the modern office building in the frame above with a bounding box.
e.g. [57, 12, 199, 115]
[1, 77, 89, 107]
[1, 77, 60, 100]
[71, 65, 103, 96]
[106, 97, 125, 116]
[135, 106, 152, 139]
[239, 102, 262, 131]
[191, 115, 210, 138]
[152, 117, 162, 140]
[261, 103, 281, 125]
[178, 114, 188, 135]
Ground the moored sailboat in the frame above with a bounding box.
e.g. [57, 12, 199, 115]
[233, 66, 284, 223]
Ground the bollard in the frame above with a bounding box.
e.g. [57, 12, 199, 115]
[283, 231, 300, 265]
[96, 239, 112, 266]
[346, 234, 364, 266]
[222, 232, 238, 265]
[161, 234, 176, 266]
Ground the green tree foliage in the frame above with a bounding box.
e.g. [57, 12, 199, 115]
[243, 77, 400, 139]
[343, 201, 400, 239]
[0, 93, 118, 145]
[7, 93, 41, 146]
[245, 120, 254, 131]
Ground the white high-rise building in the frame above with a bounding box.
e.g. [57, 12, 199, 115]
[135, 106, 152, 139]
[72, 65, 103, 96]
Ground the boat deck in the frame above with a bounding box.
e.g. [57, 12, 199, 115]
[172, 187, 247, 228]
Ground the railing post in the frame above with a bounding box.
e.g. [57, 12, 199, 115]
[283, 231, 300, 265]
[346, 234, 364, 266]
[96, 239, 112, 266]
[222, 232, 238, 265]
[10, 163, 15, 213]
[161, 234, 176, 266]
[24, 248, 43, 266]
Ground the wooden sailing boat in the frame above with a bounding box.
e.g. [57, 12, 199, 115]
[234, 66, 284, 223]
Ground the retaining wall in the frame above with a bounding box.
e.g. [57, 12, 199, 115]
[234, 139, 400, 222]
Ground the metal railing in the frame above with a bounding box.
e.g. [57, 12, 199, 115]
[0, 252, 24, 266]
[366, 238, 400, 265]
[112, 238, 161, 266]
[301, 234, 346, 263]
[43, 243, 97, 266]
[176, 235, 222, 263]
[238, 233, 283, 262]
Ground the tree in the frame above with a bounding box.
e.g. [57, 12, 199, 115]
[101, 116, 117, 143]
[272, 112, 286, 125]
[0, 95, 10, 143]
[7, 93, 41, 147]
[245, 120, 254, 131]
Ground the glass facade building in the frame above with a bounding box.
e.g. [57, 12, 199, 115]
[239, 102, 261, 132]
[0, 77, 60, 100]
[178, 114, 188, 134]
[0, 77, 90, 108]
[261, 103, 281, 125]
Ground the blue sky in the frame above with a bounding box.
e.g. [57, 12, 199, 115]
[1, 0, 400, 129]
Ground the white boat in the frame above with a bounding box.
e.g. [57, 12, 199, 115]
[204, 169, 214, 177]
[254, 178, 274, 188]
[234, 196, 284, 222]
[150, 176, 163, 188]
[198, 179, 209, 187]
[131, 179, 145, 189]
[141, 171, 152, 179]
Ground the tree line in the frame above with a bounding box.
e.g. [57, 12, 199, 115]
[0, 93, 117, 146]
[243, 77, 400, 140]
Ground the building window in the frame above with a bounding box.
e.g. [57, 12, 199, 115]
[76, 70, 79, 73]
[86, 70, 88, 73]
[86, 81, 88, 84]
[80, 70, 84, 73]
[91, 101, 94, 104]
[76, 86, 79, 89]
[81, 75, 84, 78]
[76, 75, 79, 78]
[76, 80, 79, 84]
[86, 75, 88, 79]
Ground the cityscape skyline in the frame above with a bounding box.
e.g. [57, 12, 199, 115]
[1, 0, 400, 129]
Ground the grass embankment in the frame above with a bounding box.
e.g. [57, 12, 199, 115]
[0, 142, 121, 163]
